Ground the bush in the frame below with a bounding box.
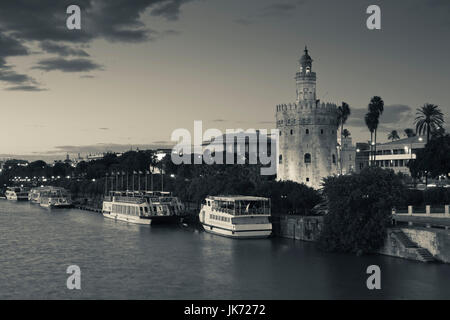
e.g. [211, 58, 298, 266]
[319, 167, 407, 254]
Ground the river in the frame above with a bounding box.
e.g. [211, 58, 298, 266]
[0, 200, 449, 299]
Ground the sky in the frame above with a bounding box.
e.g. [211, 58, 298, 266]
[0, 0, 449, 160]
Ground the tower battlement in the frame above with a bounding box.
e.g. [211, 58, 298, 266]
[276, 101, 337, 113]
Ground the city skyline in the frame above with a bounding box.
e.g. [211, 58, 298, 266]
[0, 0, 449, 159]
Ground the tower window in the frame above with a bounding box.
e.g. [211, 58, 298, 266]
[306, 129, 309, 134]
[279, 131, 282, 136]
[279, 155, 282, 164]
[304, 153, 311, 164]
[332, 154, 336, 164]
[290, 129, 293, 135]
[320, 129, 324, 134]
[306, 177, 310, 182]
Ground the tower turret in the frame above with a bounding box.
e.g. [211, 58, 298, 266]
[296, 46, 317, 103]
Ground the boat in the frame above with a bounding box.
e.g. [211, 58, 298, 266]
[102, 190, 184, 225]
[198, 195, 272, 239]
[29, 186, 52, 203]
[38, 187, 72, 208]
[5, 187, 29, 201]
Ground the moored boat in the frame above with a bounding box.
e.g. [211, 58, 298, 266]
[38, 187, 72, 208]
[102, 190, 184, 225]
[5, 187, 29, 201]
[198, 195, 272, 239]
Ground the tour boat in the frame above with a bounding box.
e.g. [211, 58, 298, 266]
[102, 191, 184, 225]
[29, 186, 52, 203]
[5, 187, 29, 201]
[198, 195, 272, 239]
[38, 187, 72, 208]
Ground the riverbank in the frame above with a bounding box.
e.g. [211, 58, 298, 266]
[271, 214, 450, 264]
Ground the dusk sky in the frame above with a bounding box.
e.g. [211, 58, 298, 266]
[0, 0, 449, 160]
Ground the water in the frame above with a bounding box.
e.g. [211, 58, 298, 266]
[0, 200, 449, 299]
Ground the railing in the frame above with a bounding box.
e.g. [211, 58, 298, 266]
[392, 205, 450, 217]
[212, 207, 271, 216]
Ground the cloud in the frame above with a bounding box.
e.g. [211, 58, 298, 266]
[0, 0, 193, 90]
[40, 41, 90, 57]
[47, 142, 174, 155]
[5, 85, 47, 92]
[33, 57, 103, 72]
[347, 104, 415, 132]
[235, 0, 305, 25]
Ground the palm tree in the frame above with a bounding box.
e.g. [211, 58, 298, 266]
[387, 130, 400, 142]
[404, 128, 416, 138]
[337, 102, 351, 174]
[414, 103, 444, 143]
[342, 129, 351, 138]
[365, 111, 378, 165]
[368, 96, 384, 164]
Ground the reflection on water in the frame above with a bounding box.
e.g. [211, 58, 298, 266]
[0, 200, 449, 299]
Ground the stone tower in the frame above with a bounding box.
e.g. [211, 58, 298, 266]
[276, 47, 339, 189]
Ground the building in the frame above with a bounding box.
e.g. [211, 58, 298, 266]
[340, 136, 356, 174]
[372, 136, 426, 175]
[276, 47, 339, 189]
[355, 142, 370, 173]
[354, 136, 425, 175]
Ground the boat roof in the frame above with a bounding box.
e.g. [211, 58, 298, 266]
[208, 195, 269, 201]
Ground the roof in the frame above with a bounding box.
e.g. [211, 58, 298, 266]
[378, 136, 426, 148]
[208, 195, 269, 201]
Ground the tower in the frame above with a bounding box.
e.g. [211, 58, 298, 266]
[276, 47, 339, 189]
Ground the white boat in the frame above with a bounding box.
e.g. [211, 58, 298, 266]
[38, 187, 72, 208]
[102, 191, 184, 225]
[199, 195, 272, 239]
[29, 186, 52, 203]
[5, 187, 29, 201]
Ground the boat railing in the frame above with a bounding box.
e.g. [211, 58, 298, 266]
[213, 207, 271, 215]
[114, 196, 146, 204]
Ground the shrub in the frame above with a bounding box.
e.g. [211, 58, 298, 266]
[319, 167, 407, 254]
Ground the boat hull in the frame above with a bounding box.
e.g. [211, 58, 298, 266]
[103, 212, 152, 225]
[200, 223, 272, 239]
[6, 195, 28, 201]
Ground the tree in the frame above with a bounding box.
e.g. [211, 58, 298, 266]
[365, 111, 378, 165]
[387, 130, 400, 142]
[404, 128, 416, 138]
[319, 167, 407, 254]
[337, 102, 351, 174]
[342, 129, 351, 138]
[414, 103, 444, 143]
[409, 134, 450, 180]
[368, 96, 384, 164]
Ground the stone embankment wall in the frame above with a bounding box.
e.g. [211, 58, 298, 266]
[272, 214, 450, 263]
[402, 227, 450, 263]
[271, 215, 323, 241]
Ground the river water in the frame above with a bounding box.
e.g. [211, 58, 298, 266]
[0, 200, 449, 299]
